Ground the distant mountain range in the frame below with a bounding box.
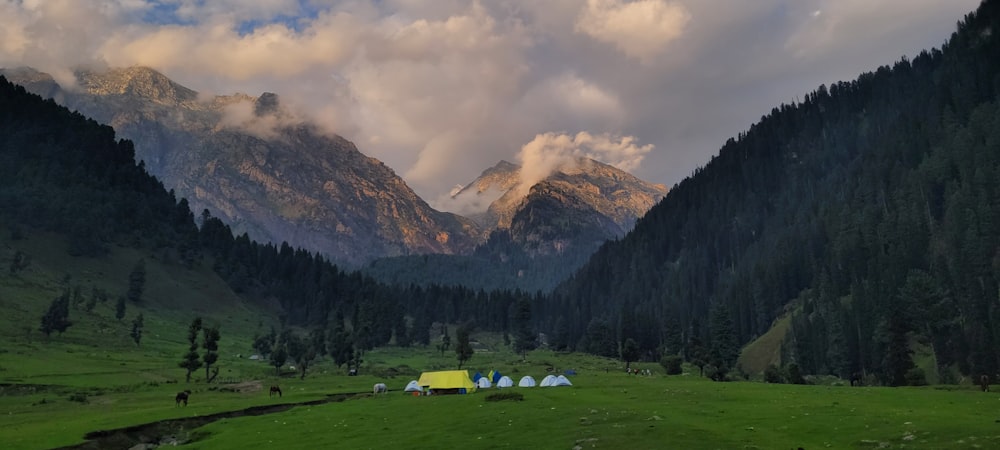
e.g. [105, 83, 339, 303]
[1, 66, 665, 277]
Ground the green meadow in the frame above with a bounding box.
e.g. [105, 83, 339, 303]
[3, 230, 1000, 449]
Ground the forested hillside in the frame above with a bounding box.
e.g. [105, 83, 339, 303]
[0, 77, 533, 364]
[548, 0, 1000, 384]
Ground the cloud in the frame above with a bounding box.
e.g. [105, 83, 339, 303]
[0, 0, 982, 208]
[515, 132, 654, 198]
[575, 0, 691, 63]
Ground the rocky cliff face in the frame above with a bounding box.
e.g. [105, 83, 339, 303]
[2, 66, 480, 265]
[453, 158, 668, 256]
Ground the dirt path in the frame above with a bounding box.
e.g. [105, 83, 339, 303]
[54, 392, 367, 449]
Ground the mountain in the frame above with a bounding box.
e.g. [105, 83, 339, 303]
[454, 158, 667, 249]
[546, 0, 1000, 384]
[0, 66, 480, 266]
[365, 158, 667, 292]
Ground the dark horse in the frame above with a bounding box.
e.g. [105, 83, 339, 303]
[269, 385, 282, 397]
[175, 390, 191, 406]
[850, 373, 862, 387]
[981, 374, 990, 392]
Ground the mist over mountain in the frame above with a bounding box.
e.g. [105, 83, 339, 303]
[365, 158, 667, 292]
[1, 66, 481, 266]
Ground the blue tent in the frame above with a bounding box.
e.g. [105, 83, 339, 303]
[472, 372, 484, 383]
[490, 370, 502, 383]
[565, 369, 577, 375]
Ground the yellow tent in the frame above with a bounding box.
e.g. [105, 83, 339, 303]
[417, 370, 476, 394]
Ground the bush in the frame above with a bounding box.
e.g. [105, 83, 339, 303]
[485, 391, 524, 402]
[905, 368, 928, 386]
[785, 363, 806, 385]
[660, 355, 683, 375]
[764, 364, 785, 383]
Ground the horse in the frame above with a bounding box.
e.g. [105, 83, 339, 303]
[175, 390, 191, 407]
[849, 373, 862, 387]
[373, 383, 387, 395]
[269, 385, 282, 397]
[981, 374, 990, 392]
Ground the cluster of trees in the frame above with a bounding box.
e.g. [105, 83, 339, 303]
[551, 0, 1000, 384]
[9, 0, 1000, 387]
[179, 318, 221, 383]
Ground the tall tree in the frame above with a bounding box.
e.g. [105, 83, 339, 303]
[709, 304, 739, 376]
[39, 290, 72, 338]
[130, 313, 144, 347]
[179, 318, 203, 382]
[512, 298, 538, 360]
[621, 338, 640, 371]
[202, 325, 221, 383]
[115, 296, 127, 321]
[127, 259, 146, 303]
[455, 323, 474, 369]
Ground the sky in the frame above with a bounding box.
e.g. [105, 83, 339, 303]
[0, 0, 982, 213]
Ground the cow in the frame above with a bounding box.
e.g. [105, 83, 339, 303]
[373, 383, 387, 395]
[270, 385, 282, 397]
[175, 390, 191, 406]
[981, 374, 990, 392]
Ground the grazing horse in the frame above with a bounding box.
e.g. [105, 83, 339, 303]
[373, 383, 387, 395]
[981, 374, 990, 392]
[850, 373, 862, 387]
[175, 390, 191, 407]
[269, 385, 282, 397]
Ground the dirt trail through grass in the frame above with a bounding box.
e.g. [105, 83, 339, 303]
[54, 392, 366, 449]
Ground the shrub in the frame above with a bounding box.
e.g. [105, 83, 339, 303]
[485, 391, 524, 402]
[660, 355, 683, 375]
[764, 364, 785, 383]
[785, 363, 806, 385]
[905, 368, 928, 386]
[67, 392, 88, 403]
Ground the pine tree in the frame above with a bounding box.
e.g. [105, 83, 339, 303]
[179, 318, 203, 382]
[130, 313, 144, 347]
[202, 325, 220, 383]
[455, 323, 474, 369]
[512, 298, 537, 360]
[127, 259, 146, 303]
[39, 291, 72, 338]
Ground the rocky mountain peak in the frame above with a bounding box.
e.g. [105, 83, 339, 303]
[75, 66, 197, 105]
[254, 92, 280, 116]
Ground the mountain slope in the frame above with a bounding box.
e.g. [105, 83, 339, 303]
[0, 66, 480, 266]
[549, 0, 1000, 383]
[365, 158, 667, 292]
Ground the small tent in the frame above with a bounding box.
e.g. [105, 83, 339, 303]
[490, 370, 502, 383]
[518, 375, 536, 387]
[555, 375, 573, 386]
[472, 372, 485, 383]
[540, 374, 558, 387]
[497, 376, 514, 388]
[476, 377, 492, 389]
[417, 370, 476, 395]
[404, 380, 422, 393]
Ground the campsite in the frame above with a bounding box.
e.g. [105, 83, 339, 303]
[2, 337, 999, 449]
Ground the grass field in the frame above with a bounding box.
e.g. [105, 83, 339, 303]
[3, 229, 1000, 449]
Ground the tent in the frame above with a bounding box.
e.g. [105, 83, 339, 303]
[489, 370, 502, 383]
[496, 376, 514, 388]
[417, 370, 476, 394]
[540, 375, 572, 387]
[472, 372, 485, 383]
[518, 376, 536, 387]
[404, 380, 423, 393]
[476, 377, 492, 389]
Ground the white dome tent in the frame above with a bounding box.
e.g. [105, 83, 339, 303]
[518, 375, 536, 387]
[497, 376, 514, 388]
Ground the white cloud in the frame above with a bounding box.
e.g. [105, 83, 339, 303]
[515, 132, 654, 198]
[575, 0, 691, 63]
[0, 0, 983, 206]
